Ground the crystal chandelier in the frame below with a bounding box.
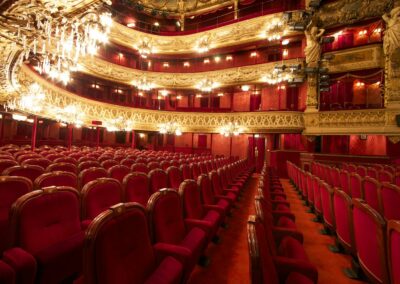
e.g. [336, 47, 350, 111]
[132, 77, 155, 91]
[2, 1, 112, 85]
[135, 40, 153, 58]
[219, 122, 243, 137]
[195, 79, 219, 92]
[104, 117, 134, 132]
[6, 83, 46, 113]
[159, 122, 182, 136]
[195, 36, 211, 53]
[54, 104, 85, 127]
[260, 18, 287, 41]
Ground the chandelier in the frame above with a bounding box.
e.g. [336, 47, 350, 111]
[195, 36, 211, 53]
[219, 122, 243, 137]
[262, 63, 303, 85]
[6, 83, 46, 113]
[195, 79, 219, 92]
[135, 40, 153, 58]
[132, 77, 155, 91]
[159, 122, 182, 136]
[1, 1, 112, 85]
[54, 104, 85, 128]
[260, 18, 287, 41]
[104, 117, 135, 132]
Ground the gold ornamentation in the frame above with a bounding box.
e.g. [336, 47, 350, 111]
[388, 136, 400, 143]
[305, 20, 325, 66]
[80, 56, 304, 88]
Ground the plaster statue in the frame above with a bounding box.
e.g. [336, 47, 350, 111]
[383, 7, 400, 57]
[305, 20, 325, 66]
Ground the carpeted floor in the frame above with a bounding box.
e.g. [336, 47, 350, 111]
[187, 174, 259, 284]
[281, 178, 367, 284]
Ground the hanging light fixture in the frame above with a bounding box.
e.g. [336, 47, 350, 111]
[195, 79, 219, 92]
[260, 18, 287, 41]
[132, 77, 155, 91]
[6, 83, 46, 113]
[219, 122, 243, 137]
[104, 117, 135, 132]
[158, 122, 182, 136]
[135, 40, 153, 58]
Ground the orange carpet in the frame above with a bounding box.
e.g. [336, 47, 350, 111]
[281, 179, 367, 284]
[187, 174, 259, 284]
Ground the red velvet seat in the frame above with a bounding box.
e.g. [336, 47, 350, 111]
[34, 171, 78, 189]
[349, 173, 363, 198]
[3, 165, 45, 183]
[166, 166, 183, 190]
[120, 158, 136, 167]
[379, 183, 400, 220]
[78, 167, 108, 190]
[333, 189, 355, 254]
[197, 174, 230, 218]
[78, 161, 101, 172]
[44, 153, 64, 161]
[147, 189, 207, 280]
[255, 196, 297, 231]
[378, 170, 394, 183]
[209, 170, 238, 202]
[330, 167, 341, 188]
[367, 167, 378, 179]
[247, 216, 318, 284]
[17, 154, 42, 163]
[148, 162, 161, 170]
[46, 162, 77, 174]
[199, 162, 208, 174]
[362, 177, 381, 213]
[10, 186, 84, 284]
[190, 163, 201, 180]
[0, 159, 18, 174]
[313, 177, 322, 216]
[101, 160, 118, 170]
[319, 182, 335, 231]
[179, 180, 221, 243]
[339, 170, 350, 196]
[306, 172, 314, 206]
[82, 203, 183, 284]
[122, 172, 150, 206]
[161, 161, 171, 171]
[98, 155, 113, 163]
[387, 220, 400, 284]
[352, 199, 389, 284]
[149, 169, 168, 194]
[356, 166, 367, 177]
[180, 164, 191, 180]
[131, 162, 150, 174]
[107, 165, 130, 183]
[21, 158, 50, 169]
[81, 178, 122, 222]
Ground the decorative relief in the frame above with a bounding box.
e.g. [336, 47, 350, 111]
[322, 44, 384, 73]
[315, 0, 393, 28]
[14, 65, 304, 133]
[80, 57, 305, 88]
[109, 12, 303, 54]
[303, 109, 400, 135]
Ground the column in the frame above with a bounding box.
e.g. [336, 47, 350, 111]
[96, 127, 101, 148]
[67, 124, 73, 150]
[31, 116, 38, 150]
[131, 130, 136, 148]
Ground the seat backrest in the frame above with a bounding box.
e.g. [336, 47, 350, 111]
[356, 166, 367, 177]
[180, 164, 191, 180]
[78, 161, 101, 172]
[120, 158, 136, 168]
[0, 159, 18, 174]
[160, 161, 170, 171]
[333, 189, 355, 253]
[199, 163, 208, 174]
[148, 162, 161, 170]
[83, 203, 158, 284]
[34, 171, 78, 189]
[379, 183, 400, 221]
[3, 165, 45, 183]
[17, 154, 42, 163]
[209, 171, 223, 196]
[147, 189, 186, 244]
[166, 166, 183, 190]
[101, 160, 119, 170]
[387, 220, 400, 284]
[148, 169, 168, 194]
[339, 170, 350, 196]
[131, 163, 150, 174]
[107, 165, 130, 183]
[10, 186, 81, 254]
[378, 170, 394, 183]
[54, 157, 77, 165]
[122, 173, 150, 206]
[78, 167, 108, 190]
[81, 178, 122, 220]
[0, 176, 33, 252]
[247, 215, 279, 284]
[349, 173, 363, 198]
[179, 180, 204, 220]
[366, 167, 378, 179]
[197, 174, 216, 205]
[352, 199, 389, 284]
[362, 177, 381, 213]
[319, 182, 335, 229]
[330, 168, 341, 188]
[46, 162, 77, 174]
[191, 163, 201, 180]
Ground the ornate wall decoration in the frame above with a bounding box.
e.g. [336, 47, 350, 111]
[315, 0, 393, 28]
[322, 44, 384, 73]
[80, 56, 305, 88]
[109, 12, 303, 54]
[303, 109, 400, 135]
[13, 65, 305, 133]
[131, 0, 231, 14]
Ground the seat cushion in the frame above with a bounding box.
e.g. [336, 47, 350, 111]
[180, 227, 206, 256]
[278, 236, 309, 262]
[35, 231, 84, 284]
[145, 256, 182, 284]
[286, 272, 314, 284]
[277, 217, 297, 230]
[203, 210, 221, 227]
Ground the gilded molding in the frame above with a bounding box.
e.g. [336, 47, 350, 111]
[323, 44, 384, 73]
[315, 0, 393, 28]
[303, 108, 400, 135]
[14, 65, 304, 133]
[109, 12, 303, 54]
[80, 56, 305, 88]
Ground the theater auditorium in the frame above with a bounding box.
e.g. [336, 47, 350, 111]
[0, 0, 399, 283]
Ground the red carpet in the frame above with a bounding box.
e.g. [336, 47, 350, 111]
[281, 179, 367, 284]
[187, 174, 259, 284]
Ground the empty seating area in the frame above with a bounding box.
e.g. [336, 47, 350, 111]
[0, 144, 253, 284]
[287, 160, 400, 284]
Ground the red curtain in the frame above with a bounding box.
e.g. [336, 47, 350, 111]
[198, 135, 207, 148]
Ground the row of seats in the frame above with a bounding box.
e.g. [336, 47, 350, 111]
[0, 149, 253, 284]
[247, 163, 318, 284]
[288, 161, 400, 284]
